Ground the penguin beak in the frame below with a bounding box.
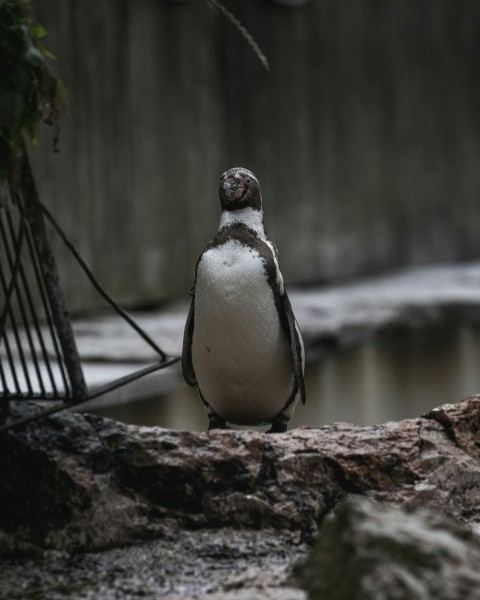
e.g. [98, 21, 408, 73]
[222, 175, 245, 200]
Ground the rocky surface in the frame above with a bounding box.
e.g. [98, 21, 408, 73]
[1, 529, 307, 600]
[297, 496, 480, 600]
[1, 396, 480, 597]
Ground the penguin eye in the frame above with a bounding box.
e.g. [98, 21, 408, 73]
[245, 177, 252, 184]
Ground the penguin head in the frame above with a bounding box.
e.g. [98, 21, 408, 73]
[219, 167, 262, 211]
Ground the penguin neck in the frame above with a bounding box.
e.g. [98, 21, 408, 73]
[218, 207, 266, 237]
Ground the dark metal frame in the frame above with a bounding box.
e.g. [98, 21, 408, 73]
[0, 149, 179, 433]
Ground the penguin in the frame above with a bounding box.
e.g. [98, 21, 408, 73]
[182, 167, 306, 433]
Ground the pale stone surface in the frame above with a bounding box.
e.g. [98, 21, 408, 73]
[73, 262, 480, 366]
[4, 263, 480, 407]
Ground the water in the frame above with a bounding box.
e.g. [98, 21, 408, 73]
[90, 324, 480, 431]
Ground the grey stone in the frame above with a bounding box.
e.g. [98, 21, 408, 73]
[0, 529, 307, 599]
[3, 396, 480, 597]
[296, 496, 480, 600]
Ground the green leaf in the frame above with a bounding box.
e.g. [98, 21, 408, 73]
[31, 23, 46, 39]
[0, 0, 66, 193]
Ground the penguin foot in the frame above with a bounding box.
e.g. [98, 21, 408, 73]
[208, 415, 227, 431]
[266, 419, 288, 434]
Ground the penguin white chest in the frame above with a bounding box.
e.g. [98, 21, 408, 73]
[192, 238, 294, 425]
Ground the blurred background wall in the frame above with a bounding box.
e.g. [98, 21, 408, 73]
[31, 0, 480, 312]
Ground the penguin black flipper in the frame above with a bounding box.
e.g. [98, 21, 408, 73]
[281, 291, 306, 405]
[182, 294, 197, 387]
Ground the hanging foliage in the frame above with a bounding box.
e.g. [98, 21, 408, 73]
[0, 0, 66, 204]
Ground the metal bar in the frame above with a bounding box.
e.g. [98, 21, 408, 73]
[0, 355, 8, 394]
[0, 208, 25, 341]
[48, 320, 71, 397]
[41, 203, 168, 361]
[86, 357, 180, 400]
[3, 206, 43, 396]
[2, 217, 35, 395]
[0, 226, 26, 395]
[23, 205, 71, 398]
[0, 315, 21, 394]
[8, 200, 61, 397]
[0, 205, 26, 398]
[0, 356, 180, 434]
[20, 146, 87, 401]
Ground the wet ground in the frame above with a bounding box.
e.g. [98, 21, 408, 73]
[0, 529, 307, 600]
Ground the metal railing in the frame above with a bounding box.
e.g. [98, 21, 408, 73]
[0, 149, 179, 433]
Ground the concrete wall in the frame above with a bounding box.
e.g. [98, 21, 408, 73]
[31, 0, 480, 310]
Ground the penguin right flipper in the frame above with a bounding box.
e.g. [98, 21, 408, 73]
[182, 294, 197, 387]
[281, 291, 306, 405]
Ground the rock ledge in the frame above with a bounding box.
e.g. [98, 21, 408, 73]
[1, 396, 480, 598]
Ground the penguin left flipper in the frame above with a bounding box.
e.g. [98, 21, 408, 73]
[281, 291, 306, 405]
[182, 294, 197, 387]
